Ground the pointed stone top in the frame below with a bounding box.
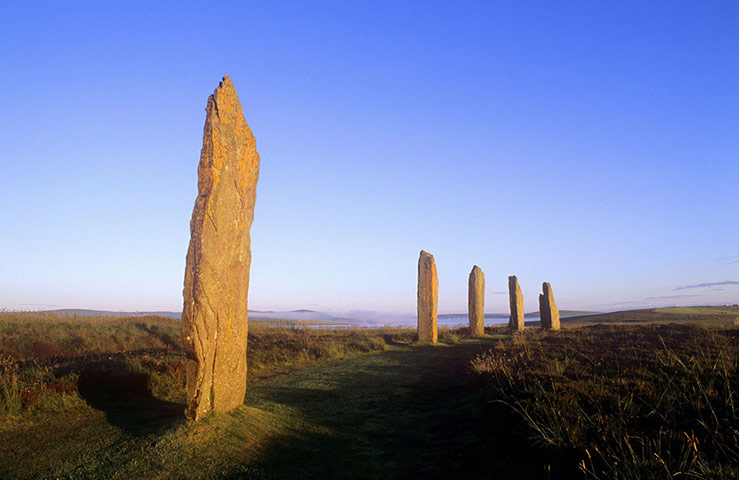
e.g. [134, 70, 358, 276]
[471, 265, 482, 273]
[215, 76, 237, 96]
[420, 250, 434, 258]
[207, 76, 243, 117]
[543, 282, 553, 294]
[210, 76, 235, 98]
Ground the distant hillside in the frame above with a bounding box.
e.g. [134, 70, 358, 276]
[248, 310, 352, 323]
[438, 310, 599, 320]
[43, 308, 603, 324]
[526, 310, 601, 318]
[42, 308, 351, 324]
[438, 313, 508, 320]
[47, 309, 181, 318]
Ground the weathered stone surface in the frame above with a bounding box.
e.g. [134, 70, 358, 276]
[182, 76, 260, 421]
[468, 266, 485, 337]
[508, 275, 524, 331]
[417, 250, 438, 343]
[540, 282, 560, 330]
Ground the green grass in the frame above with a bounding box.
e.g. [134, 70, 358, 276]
[2, 340, 497, 479]
[0, 312, 411, 417]
[656, 306, 739, 317]
[0, 311, 181, 360]
[0, 311, 498, 479]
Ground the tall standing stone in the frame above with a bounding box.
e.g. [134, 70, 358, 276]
[508, 275, 524, 331]
[543, 282, 560, 330]
[540, 282, 560, 331]
[182, 76, 260, 421]
[468, 266, 485, 337]
[539, 293, 549, 329]
[417, 250, 438, 343]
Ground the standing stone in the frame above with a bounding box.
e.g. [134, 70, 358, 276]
[468, 266, 485, 337]
[507, 275, 524, 331]
[417, 250, 438, 343]
[182, 76, 260, 421]
[540, 282, 560, 331]
[539, 294, 549, 328]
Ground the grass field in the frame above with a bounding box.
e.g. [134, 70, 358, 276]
[1, 307, 738, 479]
[0, 311, 430, 417]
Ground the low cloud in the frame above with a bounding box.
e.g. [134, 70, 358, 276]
[716, 255, 739, 265]
[600, 295, 704, 309]
[343, 310, 415, 324]
[599, 300, 642, 307]
[645, 294, 700, 300]
[675, 281, 739, 291]
[492, 291, 507, 295]
[716, 256, 739, 265]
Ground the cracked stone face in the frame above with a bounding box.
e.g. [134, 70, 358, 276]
[182, 76, 260, 421]
[417, 250, 438, 343]
[468, 266, 485, 337]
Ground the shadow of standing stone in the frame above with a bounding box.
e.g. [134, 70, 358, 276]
[76, 361, 185, 436]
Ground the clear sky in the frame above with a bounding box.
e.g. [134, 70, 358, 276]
[1, 1, 737, 316]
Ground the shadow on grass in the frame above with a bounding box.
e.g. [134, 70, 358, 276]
[134, 321, 181, 349]
[75, 361, 185, 436]
[382, 334, 412, 347]
[232, 340, 540, 480]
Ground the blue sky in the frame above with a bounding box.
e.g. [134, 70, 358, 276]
[1, 1, 737, 315]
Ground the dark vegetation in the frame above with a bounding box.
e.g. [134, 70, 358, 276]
[472, 323, 739, 479]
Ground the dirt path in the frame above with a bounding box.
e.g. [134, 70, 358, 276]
[241, 339, 505, 479]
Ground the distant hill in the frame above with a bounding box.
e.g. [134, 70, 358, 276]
[47, 309, 181, 318]
[42, 308, 351, 324]
[438, 310, 600, 320]
[525, 310, 601, 318]
[39, 308, 604, 326]
[438, 313, 508, 320]
[248, 310, 352, 323]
